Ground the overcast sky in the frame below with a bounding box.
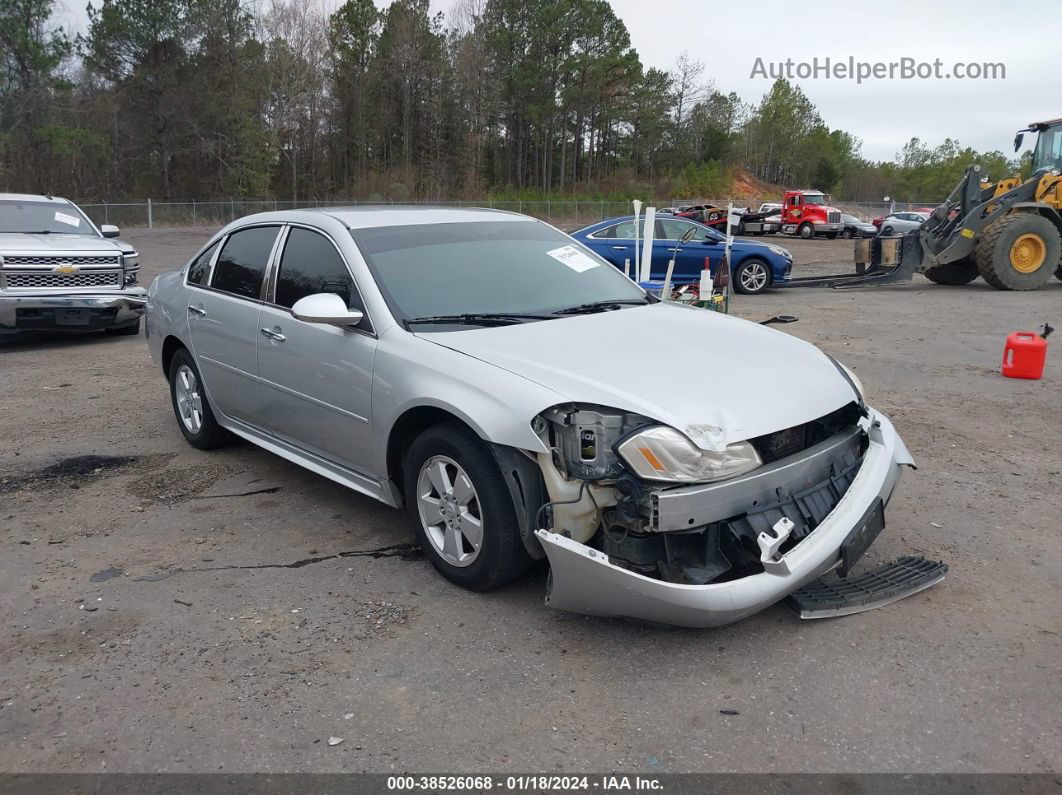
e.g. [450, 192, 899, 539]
[55, 0, 1056, 163]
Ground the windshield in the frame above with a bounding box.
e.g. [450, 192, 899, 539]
[1032, 126, 1062, 172]
[0, 200, 96, 235]
[842, 214, 860, 223]
[802, 194, 827, 206]
[351, 220, 647, 327]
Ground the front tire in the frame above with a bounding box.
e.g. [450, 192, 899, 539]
[168, 348, 231, 450]
[733, 258, 771, 295]
[976, 213, 1060, 291]
[403, 422, 532, 591]
[798, 223, 814, 240]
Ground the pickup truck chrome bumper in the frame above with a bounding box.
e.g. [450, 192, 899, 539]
[0, 288, 147, 330]
[536, 410, 914, 628]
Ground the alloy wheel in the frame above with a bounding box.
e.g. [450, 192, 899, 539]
[739, 261, 769, 293]
[174, 364, 203, 434]
[416, 455, 484, 567]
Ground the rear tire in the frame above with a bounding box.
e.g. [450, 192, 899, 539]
[923, 257, 979, 285]
[842, 228, 854, 240]
[403, 422, 532, 591]
[976, 213, 1059, 291]
[168, 348, 231, 450]
[882, 226, 894, 236]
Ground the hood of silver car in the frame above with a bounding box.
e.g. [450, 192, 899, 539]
[0, 233, 123, 252]
[417, 302, 857, 451]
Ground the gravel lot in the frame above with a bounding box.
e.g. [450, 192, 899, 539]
[1, 227, 1060, 774]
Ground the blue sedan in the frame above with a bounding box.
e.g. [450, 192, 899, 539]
[571, 215, 793, 294]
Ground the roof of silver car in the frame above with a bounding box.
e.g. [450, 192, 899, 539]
[322, 206, 530, 229]
[227, 205, 532, 231]
[0, 193, 72, 203]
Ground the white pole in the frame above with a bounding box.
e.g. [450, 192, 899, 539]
[724, 202, 734, 306]
[632, 199, 642, 282]
[661, 255, 676, 300]
[623, 258, 631, 280]
[640, 207, 656, 283]
[147, 198, 153, 230]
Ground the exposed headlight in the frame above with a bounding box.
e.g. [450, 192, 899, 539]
[837, 362, 866, 401]
[767, 245, 790, 258]
[617, 426, 762, 483]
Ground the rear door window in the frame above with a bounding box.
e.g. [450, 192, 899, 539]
[211, 226, 280, 300]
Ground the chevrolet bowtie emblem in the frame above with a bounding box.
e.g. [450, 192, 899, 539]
[54, 262, 78, 274]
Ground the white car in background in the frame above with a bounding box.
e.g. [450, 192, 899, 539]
[879, 211, 930, 236]
[0, 194, 144, 334]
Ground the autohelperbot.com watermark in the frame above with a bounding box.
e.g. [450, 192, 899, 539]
[750, 56, 1006, 83]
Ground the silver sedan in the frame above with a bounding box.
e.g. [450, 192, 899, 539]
[146, 207, 922, 627]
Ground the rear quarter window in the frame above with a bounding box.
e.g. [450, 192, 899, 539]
[186, 240, 220, 285]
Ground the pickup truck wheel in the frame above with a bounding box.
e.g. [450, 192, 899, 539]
[733, 258, 771, 294]
[798, 223, 814, 240]
[106, 318, 141, 336]
[168, 349, 230, 450]
[404, 422, 532, 591]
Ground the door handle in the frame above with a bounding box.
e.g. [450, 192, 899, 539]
[188, 305, 206, 316]
[610, 245, 629, 250]
[260, 327, 286, 342]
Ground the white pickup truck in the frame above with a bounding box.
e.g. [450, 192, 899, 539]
[0, 194, 146, 334]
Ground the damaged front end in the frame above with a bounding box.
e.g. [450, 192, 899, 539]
[530, 402, 917, 628]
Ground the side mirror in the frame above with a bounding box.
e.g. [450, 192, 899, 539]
[291, 293, 364, 327]
[100, 224, 120, 238]
[680, 227, 698, 244]
[1014, 132, 1025, 152]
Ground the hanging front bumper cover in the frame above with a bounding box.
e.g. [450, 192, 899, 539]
[535, 411, 932, 628]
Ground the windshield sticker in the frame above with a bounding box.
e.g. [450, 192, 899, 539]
[546, 245, 600, 273]
[54, 211, 81, 228]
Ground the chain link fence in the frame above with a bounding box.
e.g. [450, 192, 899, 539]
[77, 197, 940, 231]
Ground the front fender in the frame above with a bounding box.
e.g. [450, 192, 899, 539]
[370, 330, 566, 474]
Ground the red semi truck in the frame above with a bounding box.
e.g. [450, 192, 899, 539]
[779, 189, 844, 239]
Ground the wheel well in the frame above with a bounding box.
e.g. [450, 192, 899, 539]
[386, 406, 473, 496]
[161, 335, 186, 376]
[1011, 205, 1062, 235]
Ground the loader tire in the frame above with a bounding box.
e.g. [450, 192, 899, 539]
[1056, 264, 1062, 282]
[923, 257, 979, 285]
[976, 213, 1059, 291]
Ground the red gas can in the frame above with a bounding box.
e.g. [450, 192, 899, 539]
[1002, 331, 1048, 379]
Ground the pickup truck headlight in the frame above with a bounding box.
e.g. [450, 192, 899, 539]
[122, 251, 140, 285]
[617, 426, 762, 483]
